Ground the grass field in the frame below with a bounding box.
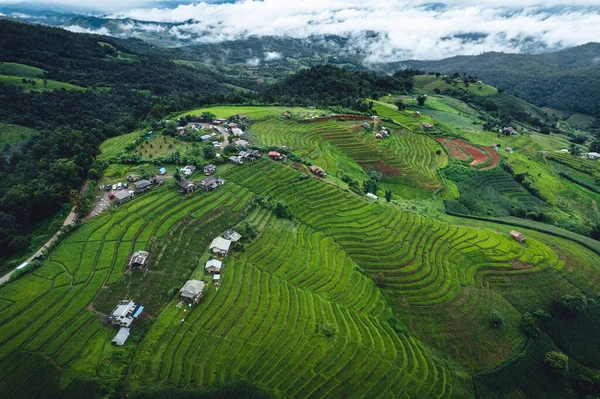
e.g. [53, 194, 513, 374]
[98, 130, 145, 161]
[178, 105, 329, 120]
[0, 122, 38, 149]
[0, 75, 85, 92]
[0, 62, 46, 78]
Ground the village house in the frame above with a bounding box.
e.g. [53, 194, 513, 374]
[213, 274, 221, 286]
[268, 151, 285, 160]
[205, 259, 222, 273]
[238, 113, 248, 121]
[586, 152, 600, 160]
[180, 280, 206, 303]
[210, 237, 232, 256]
[178, 179, 197, 194]
[200, 176, 225, 191]
[114, 190, 133, 204]
[231, 127, 244, 137]
[134, 179, 152, 193]
[239, 149, 261, 162]
[229, 155, 244, 165]
[233, 139, 249, 147]
[204, 164, 216, 175]
[223, 229, 242, 242]
[309, 165, 326, 177]
[200, 134, 212, 142]
[129, 250, 149, 270]
[152, 176, 164, 186]
[366, 192, 378, 200]
[423, 123, 434, 130]
[176, 126, 186, 135]
[491, 143, 498, 150]
[510, 230, 526, 243]
[229, 123, 239, 129]
[500, 126, 517, 135]
[158, 167, 167, 175]
[109, 300, 143, 329]
[362, 122, 370, 130]
[505, 147, 514, 153]
[213, 118, 226, 125]
[187, 123, 203, 130]
[180, 165, 196, 177]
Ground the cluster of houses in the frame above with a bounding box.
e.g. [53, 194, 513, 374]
[114, 177, 162, 205]
[176, 163, 225, 194]
[268, 151, 286, 161]
[178, 229, 243, 306]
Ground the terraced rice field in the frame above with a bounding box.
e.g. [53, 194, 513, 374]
[131, 211, 456, 397]
[546, 152, 599, 175]
[0, 185, 253, 397]
[251, 118, 446, 190]
[223, 160, 562, 306]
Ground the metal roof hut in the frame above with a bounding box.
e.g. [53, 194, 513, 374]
[129, 251, 149, 270]
[180, 280, 206, 303]
[510, 230, 526, 243]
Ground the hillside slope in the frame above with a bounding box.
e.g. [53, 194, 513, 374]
[379, 43, 600, 118]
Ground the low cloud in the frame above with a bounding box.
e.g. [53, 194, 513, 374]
[264, 51, 282, 61]
[246, 57, 260, 66]
[63, 25, 111, 36]
[107, 0, 600, 61]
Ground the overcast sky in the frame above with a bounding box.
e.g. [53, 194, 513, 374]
[3, 1, 600, 61]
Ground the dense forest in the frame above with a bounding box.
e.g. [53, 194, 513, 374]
[0, 20, 248, 259]
[393, 43, 600, 117]
[261, 65, 416, 110]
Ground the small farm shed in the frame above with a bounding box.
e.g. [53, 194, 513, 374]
[231, 128, 244, 136]
[309, 165, 326, 177]
[213, 274, 221, 286]
[205, 259, 222, 273]
[129, 251, 149, 270]
[180, 165, 196, 176]
[179, 180, 197, 194]
[210, 237, 232, 256]
[114, 190, 133, 204]
[180, 280, 206, 303]
[134, 179, 152, 193]
[510, 230, 526, 243]
[112, 327, 130, 346]
[204, 164, 216, 175]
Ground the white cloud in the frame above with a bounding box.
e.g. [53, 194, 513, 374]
[246, 57, 260, 66]
[264, 51, 282, 61]
[104, 1, 600, 61]
[62, 25, 112, 36]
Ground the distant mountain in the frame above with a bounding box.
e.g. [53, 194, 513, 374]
[379, 44, 600, 118]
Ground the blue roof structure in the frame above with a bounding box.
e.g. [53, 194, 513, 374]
[158, 167, 166, 174]
[133, 306, 144, 318]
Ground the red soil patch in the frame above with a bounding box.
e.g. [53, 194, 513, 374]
[452, 139, 489, 166]
[480, 147, 501, 170]
[358, 160, 403, 177]
[436, 137, 470, 161]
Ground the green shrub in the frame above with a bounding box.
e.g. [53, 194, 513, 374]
[544, 351, 569, 374]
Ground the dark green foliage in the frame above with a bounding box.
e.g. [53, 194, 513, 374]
[315, 322, 337, 338]
[570, 143, 582, 156]
[416, 94, 427, 106]
[200, 112, 216, 122]
[554, 294, 592, 317]
[274, 202, 292, 219]
[261, 65, 415, 110]
[173, 169, 182, 182]
[544, 351, 569, 374]
[203, 145, 216, 160]
[490, 310, 505, 329]
[590, 140, 600, 153]
[385, 189, 393, 202]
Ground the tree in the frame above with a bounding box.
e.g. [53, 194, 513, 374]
[203, 145, 216, 160]
[490, 310, 505, 329]
[173, 169, 182, 182]
[348, 179, 360, 193]
[200, 112, 216, 122]
[570, 143, 581, 156]
[544, 351, 569, 374]
[416, 94, 427, 106]
[395, 101, 406, 111]
[589, 140, 600, 153]
[556, 294, 591, 316]
[385, 189, 392, 203]
[274, 202, 292, 219]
